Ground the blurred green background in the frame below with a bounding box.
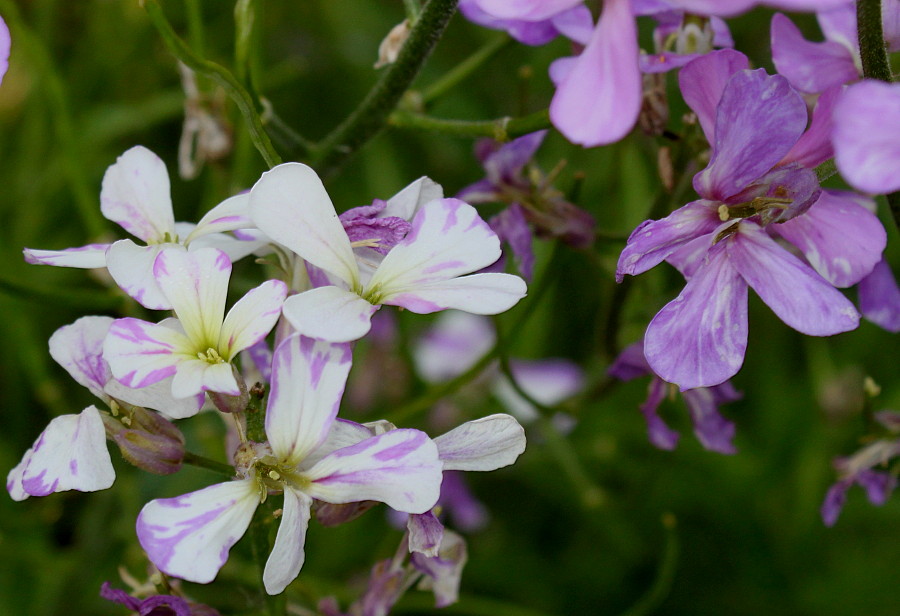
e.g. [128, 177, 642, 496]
[1, 1, 898, 614]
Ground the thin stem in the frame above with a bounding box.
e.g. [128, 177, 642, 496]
[389, 108, 551, 140]
[617, 514, 680, 616]
[420, 33, 512, 105]
[311, 0, 460, 175]
[182, 452, 236, 478]
[0, 0, 106, 238]
[143, 0, 282, 168]
[494, 320, 607, 510]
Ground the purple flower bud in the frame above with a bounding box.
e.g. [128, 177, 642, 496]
[102, 408, 185, 475]
[100, 582, 221, 616]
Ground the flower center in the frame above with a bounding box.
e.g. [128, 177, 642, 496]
[197, 347, 226, 364]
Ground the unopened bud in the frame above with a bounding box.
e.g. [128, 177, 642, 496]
[103, 408, 185, 475]
[375, 20, 410, 69]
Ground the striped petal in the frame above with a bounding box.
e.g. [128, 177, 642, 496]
[218, 280, 287, 359]
[384, 273, 526, 315]
[435, 414, 526, 472]
[137, 479, 259, 584]
[100, 146, 176, 243]
[104, 318, 187, 390]
[23, 243, 110, 269]
[106, 240, 171, 310]
[49, 316, 114, 401]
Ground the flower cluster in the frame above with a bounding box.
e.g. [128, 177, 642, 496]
[9, 147, 528, 602]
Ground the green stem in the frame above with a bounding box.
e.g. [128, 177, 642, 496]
[403, 0, 423, 21]
[389, 108, 551, 140]
[234, 0, 257, 87]
[857, 0, 892, 81]
[311, 0, 460, 174]
[143, 0, 282, 168]
[185, 0, 206, 56]
[420, 33, 512, 105]
[494, 320, 607, 510]
[182, 452, 235, 478]
[0, 0, 106, 238]
[617, 514, 680, 616]
[856, 0, 900, 230]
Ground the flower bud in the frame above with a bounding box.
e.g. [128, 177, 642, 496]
[103, 408, 185, 475]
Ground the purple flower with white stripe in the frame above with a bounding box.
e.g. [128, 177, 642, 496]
[104, 247, 287, 399]
[616, 50, 871, 389]
[136, 334, 442, 594]
[23, 146, 263, 310]
[609, 340, 740, 453]
[249, 163, 526, 343]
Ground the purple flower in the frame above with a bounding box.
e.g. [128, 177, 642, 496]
[458, 131, 595, 279]
[609, 340, 740, 453]
[617, 50, 874, 389]
[100, 582, 221, 616]
[858, 258, 900, 332]
[0, 16, 9, 86]
[459, 0, 592, 45]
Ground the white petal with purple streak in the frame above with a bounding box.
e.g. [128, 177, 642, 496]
[15, 406, 114, 498]
[100, 146, 176, 243]
[434, 414, 526, 472]
[23, 243, 110, 269]
[103, 317, 186, 390]
[305, 429, 441, 513]
[385, 273, 526, 315]
[137, 479, 259, 584]
[266, 334, 353, 467]
[49, 316, 114, 401]
[106, 240, 172, 310]
[218, 280, 287, 359]
[282, 286, 378, 343]
[263, 487, 312, 595]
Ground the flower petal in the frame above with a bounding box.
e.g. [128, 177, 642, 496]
[682, 388, 737, 454]
[106, 240, 172, 310]
[616, 200, 720, 281]
[170, 360, 240, 398]
[414, 311, 496, 383]
[678, 50, 749, 144]
[104, 377, 205, 420]
[472, 0, 582, 21]
[549, 0, 640, 147]
[306, 429, 442, 513]
[218, 280, 287, 359]
[282, 286, 378, 343]
[727, 224, 859, 336]
[434, 414, 526, 472]
[859, 258, 900, 333]
[49, 316, 114, 400]
[774, 190, 885, 288]
[23, 243, 110, 269]
[137, 479, 259, 584]
[694, 69, 808, 201]
[266, 334, 353, 466]
[770, 13, 858, 94]
[263, 487, 312, 595]
[644, 242, 749, 390]
[369, 199, 502, 295]
[18, 406, 114, 497]
[100, 146, 176, 243]
[408, 511, 445, 557]
[833, 80, 900, 194]
[0, 16, 9, 85]
[385, 273, 526, 315]
[382, 176, 444, 221]
[154, 247, 232, 347]
[187, 193, 255, 242]
[104, 317, 186, 389]
[249, 163, 358, 285]
[781, 84, 842, 168]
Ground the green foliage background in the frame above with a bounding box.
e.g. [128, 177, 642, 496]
[0, 1, 898, 615]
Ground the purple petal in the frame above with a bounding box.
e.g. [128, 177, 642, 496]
[608, 341, 651, 382]
[694, 69, 807, 201]
[774, 190, 885, 288]
[549, 0, 641, 147]
[833, 80, 900, 194]
[483, 132, 547, 185]
[770, 13, 858, 94]
[616, 200, 720, 281]
[855, 469, 897, 506]
[817, 3, 859, 53]
[472, 0, 582, 21]
[137, 480, 259, 584]
[821, 479, 851, 526]
[341, 209, 411, 255]
[727, 223, 859, 336]
[682, 387, 738, 454]
[413, 311, 495, 383]
[459, 0, 561, 45]
[781, 85, 842, 168]
[671, 0, 848, 16]
[679, 49, 750, 144]
[99, 583, 141, 612]
[858, 258, 900, 332]
[0, 16, 9, 85]
[489, 204, 535, 281]
[644, 242, 749, 390]
[640, 378, 681, 451]
[440, 472, 490, 531]
[410, 530, 468, 608]
[408, 511, 445, 557]
[306, 429, 442, 514]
